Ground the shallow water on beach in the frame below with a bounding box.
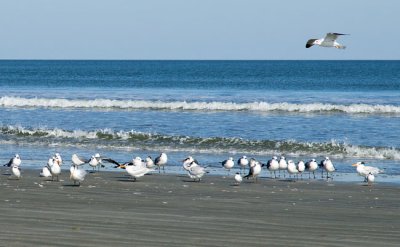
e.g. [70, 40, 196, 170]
[0, 60, 399, 182]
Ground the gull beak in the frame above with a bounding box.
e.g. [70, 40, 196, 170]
[351, 163, 358, 167]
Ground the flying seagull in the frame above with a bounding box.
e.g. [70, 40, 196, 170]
[306, 33, 349, 49]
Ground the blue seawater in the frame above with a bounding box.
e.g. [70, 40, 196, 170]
[0, 60, 399, 180]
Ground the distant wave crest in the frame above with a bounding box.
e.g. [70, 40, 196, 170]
[1, 96, 400, 114]
[1, 125, 400, 160]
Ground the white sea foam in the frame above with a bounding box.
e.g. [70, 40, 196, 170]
[1, 96, 400, 114]
[1, 125, 400, 160]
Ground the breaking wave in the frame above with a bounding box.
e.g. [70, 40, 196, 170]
[1, 96, 400, 114]
[1, 125, 400, 160]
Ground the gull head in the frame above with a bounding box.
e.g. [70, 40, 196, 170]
[352, 161, 365, 167]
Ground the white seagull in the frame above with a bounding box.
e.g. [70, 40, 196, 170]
[11, 165, 21, 179]
[123, 157, 154, 181]
[154, 153, 168, 173]
[264, 156, 279, 179]
[306, 32, 349, 49]
[71, 154, 89, 167]
[287, 160, 299, 179]
[234, 172, 243, 185]
[237, 156, 249, 174]
[40, 165, 52, 178]
[320, 157, 336, 180]
[69, 165, 87, 186]
[244, 158, 262, 183]
[48, 157, 61, 181]
[145, 156, 155, 169]
[366, 173, 375, 186]
[182, 156, 195, 171]
[279, 156, 288, 178]
[4, 154, 21, 167]
[186, 160, 207, 182]
[352, 161, 383, 181]
[297, 160, 305, 179]
[305, 159, 319, 179]
[221, 157, 235, 175]
[88, 153, 103, 172]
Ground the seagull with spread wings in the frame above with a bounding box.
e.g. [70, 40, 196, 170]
[306, 32, 349, 49]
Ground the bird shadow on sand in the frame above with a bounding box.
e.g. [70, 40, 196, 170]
[114, 176, 131, 179]
[277, 179, 299, 183]
[181, 179, 202, 183]
[361, 184, 374, 187]
[117, 179, 139, 182]
[63, 184, 82, 187]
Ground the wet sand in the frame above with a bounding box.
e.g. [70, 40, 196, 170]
[0, 168, 399, 246]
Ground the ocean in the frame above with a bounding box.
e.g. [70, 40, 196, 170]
[1, 60, 399, 181]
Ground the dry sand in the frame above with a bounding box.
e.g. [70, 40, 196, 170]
[0, 168, 399, 246]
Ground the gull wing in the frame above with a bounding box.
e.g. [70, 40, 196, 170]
[102, 158, 122, 166]
[324, 33, 348, 42]
[3, 158, 13, 167]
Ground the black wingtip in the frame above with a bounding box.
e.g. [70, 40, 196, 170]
[332, 32, 350, 36]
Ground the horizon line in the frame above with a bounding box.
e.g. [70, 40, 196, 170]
[0, 58, 399, 61]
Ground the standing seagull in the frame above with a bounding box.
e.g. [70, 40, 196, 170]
[366, 173, 375, 186]
[120, 157, 154, 181]
[320, 157, 336, 180]
[145, 156, 155, 169]
[88, 153, 103, 172]
[237, 156, 249, 174]
[278, 156, 288, 178]
[234, 172, 243, 185]
[11, 165, 21, 179]
[297, 160, 305, 180]
[40, 165, 52, 178]
[264, 156, 279, 179]
[71, 154, 89, 167]
[186, 160, 207, 182]
[287, 160, 299, 180]
[306, 33, 348, 49]
[221, 157, 235, 175]
[154, 153, 168, 173]
[244, 158, 262, 183]
[69, 165, 87, 186]
[48, 157, 61, 181]
[305, 159, 319, 179]
[352, 161, 383, 182]
[182, 156, 195, 171]
[4, 154, 21, 167]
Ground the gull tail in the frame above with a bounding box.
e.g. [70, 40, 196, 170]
[336, 45, 346, 49]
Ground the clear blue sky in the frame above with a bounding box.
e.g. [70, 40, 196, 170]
[0, 0, 399, 60]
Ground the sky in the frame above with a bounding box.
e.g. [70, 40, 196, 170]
[0, 0, 399, 60]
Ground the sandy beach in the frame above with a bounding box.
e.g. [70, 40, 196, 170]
[0, 168, 399, 247]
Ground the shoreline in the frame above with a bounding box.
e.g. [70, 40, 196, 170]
[1, 168, 400, 246]
[6, 164, 400, 187]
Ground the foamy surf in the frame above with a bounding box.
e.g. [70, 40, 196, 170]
[1, 96, 400, 114]
[1, 125, 400, 160]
